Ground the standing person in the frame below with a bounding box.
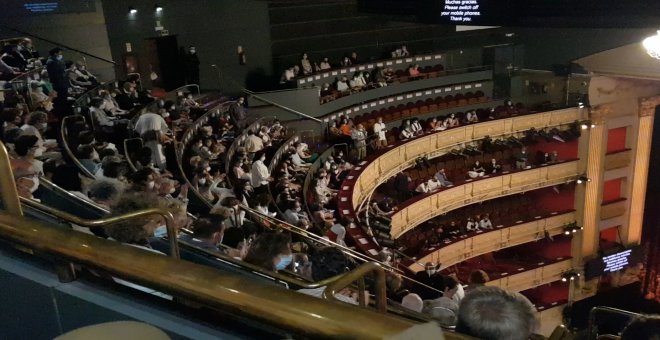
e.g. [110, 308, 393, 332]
[351, 124, 367, 161]
[373, 117, 387, 149]
[251, 151, 271, 195]
[229, 96, 247, 131]
[184, 46, 200, 86]
[46, 48, 68, 118]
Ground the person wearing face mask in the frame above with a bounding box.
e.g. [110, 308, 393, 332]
[243, 232, 292, 272]
[399, 120, 414, 140]
[21, 111, 55, 157]
[29, 81, 55, 112]
[11, 134, 44, 190]
[228, 96, 247, 131]
[184, 46, 200, 86]
[284, 201, 308, 226]
[251, 151, 272, 195]
[412, 262, 442, 300]
[351, 124, 368, 161]
[45, 48, 68, 116]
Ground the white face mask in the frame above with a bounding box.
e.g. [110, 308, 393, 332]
[153, 225, 167, 238]
[162, 112, 170, 118]
[426, 269, 436, 276]
[295, 207, 301, 212]
[205, 166, 211, 172]
[147, 181, 155, 190]
[198, 178, 207, 185]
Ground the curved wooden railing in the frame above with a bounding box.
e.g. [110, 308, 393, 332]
[294, 52, 446, 87]
[411, 210, 577, 270]
[485, 258, 573, 293]
[223, 116, 276, 177]
[390, 160, 580, 239]
[345, 107, 584, 212]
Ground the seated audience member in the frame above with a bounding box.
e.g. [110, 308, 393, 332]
[300, 53, 313, 75]
[408, 64, 421, 78]
[232, 159, 252, 181]
[410, 118, 423, 136]
[465, 217, 478, 232]
[415, 180, 430, 194]
[11, 134, 43, 176]
[280, 67, 296, 84]
[327, 222, 347, 247]
[445, 113, 460, 128]
[336, 76, 349, 92]
[456, 286, 538, 340]
[480, 214, 493, 230]
[468, 161, 486, 178]
[243, 232, 292, 272]
[298, 247, 358, 304]
[317, 57, 331, 71]
[77, 144, 101, 174]
[516, 147, 529, 169]
[429, 117, 448, 131]
[349, 73, 366, 91]
[29, 81, 55, 112]
[244, 129, 264, 154]
[488, 158, 502, 174]
[427, 177, 442, 191]
[87, 180, 120, 209]
[465, 110, 479, 124]
[340, 56, 352, 67]
[621, 315, 660, 340]
[468, 270, 490, 287]
[401, 293, 424, 313]
[399, 120, 414, 139]
[424, 275, 460, 320]
[220, 227, 248, 259]
[179, 218, 224, 253]
[21, 111, 55, 156]
[284, 201, 308, 226]
[434, 168, 453, 187]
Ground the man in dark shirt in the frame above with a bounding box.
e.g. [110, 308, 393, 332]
[46, 48, 69, 118]
[184, 46, 200, 86]
[229, 96, 247, 130]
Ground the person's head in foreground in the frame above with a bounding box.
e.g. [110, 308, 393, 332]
[456, 286, 538, 340]
[621, 314, 660, 340]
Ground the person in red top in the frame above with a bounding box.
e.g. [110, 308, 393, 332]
[408, 64, 421, 78]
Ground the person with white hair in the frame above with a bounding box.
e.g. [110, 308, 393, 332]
[401, 293, 424, 313]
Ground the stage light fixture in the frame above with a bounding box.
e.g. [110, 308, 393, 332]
[129, 6, 137, 14]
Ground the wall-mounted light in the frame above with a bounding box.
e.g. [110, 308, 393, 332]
[576, 176, 591, 184]
[129, 6, 137, 14]
[578, 101, 585, 108]
[561, 270, 581, 282]
[155, 4, 163, 12]
[580, 120, 595, 130]
[563, 221, 583, 235]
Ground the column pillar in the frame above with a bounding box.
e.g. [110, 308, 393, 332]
[624, 96, 660, 245]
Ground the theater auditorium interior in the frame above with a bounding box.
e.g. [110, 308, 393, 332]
[2, 0, 660, 339]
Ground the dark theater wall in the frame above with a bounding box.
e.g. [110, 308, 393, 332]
[100, 0, 273, 94]
[0, 0, 114, 80]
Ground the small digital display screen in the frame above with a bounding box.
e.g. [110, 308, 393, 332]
[584, 246, 643, 280]
[438, 0, 512, 25]
[10, 1, 96, 16]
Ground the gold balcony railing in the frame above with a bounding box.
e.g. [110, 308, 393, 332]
[391, 160, 580, 239]
[410, 211, 577, 271]
[485, 258, 573, 293]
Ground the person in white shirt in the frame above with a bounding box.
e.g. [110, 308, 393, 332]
[427, 178, 442, 191]
[233, 160, 252, 181]
[255, 194, 277, 217]
[134, 112, 169, 136]
[336, 76, 349, 92]
[251, 151, 271, 194]
[134, 112, 170, 170]
[465, 110, 479, 123]
[244, 129, 264, 154]
[468, 161, 486, 179]
[415, 180, 430, 194]
[479, 214, 493, 230]
[373, 117, 387, 149]
[411, 118, 423, 136]
[466, 217, 478, 232]
[349, 73, 365, 91]
[284, 201, 308, 226]
[318, 57, 331, 71]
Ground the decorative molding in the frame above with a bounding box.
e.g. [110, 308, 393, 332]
[639, 96, 660, 117]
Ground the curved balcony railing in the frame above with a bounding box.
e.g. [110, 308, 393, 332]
[485, 257, 573, 293]
[294, 52, 446, 88]
[223, 116, 277, 177]
[410, 210, 577, 270]
[390, 160, 580, 239]
[344, 107, 584, 213]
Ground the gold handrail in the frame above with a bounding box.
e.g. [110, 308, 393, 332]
[19, 197, 180, 259]
[0, 142, 22, 216]
[323, 262, 388, 312]
[0, 212, 433, 339]
[60, 115, 96, 179]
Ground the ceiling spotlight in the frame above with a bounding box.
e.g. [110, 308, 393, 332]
[561, 277, 567, 282]
[155, 4, 163, 12]
[581, 123, 588, 130]
[129, 6, 137, 14]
